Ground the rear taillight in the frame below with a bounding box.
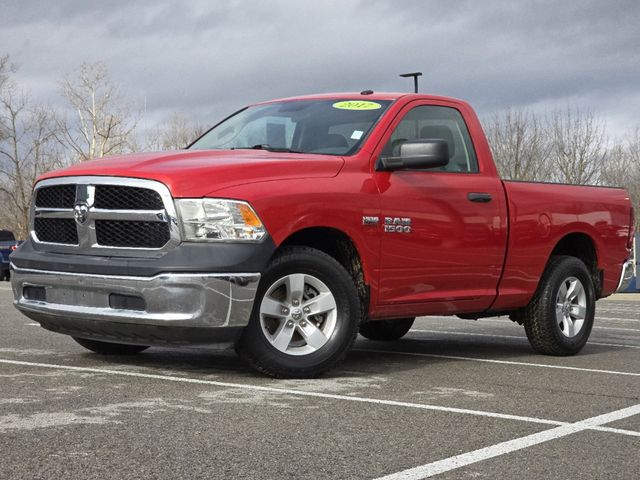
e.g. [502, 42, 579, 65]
[10, 245, 17, 251]
[628, 207, 635, 249]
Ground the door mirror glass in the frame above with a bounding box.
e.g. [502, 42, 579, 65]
[377, 140, 449, 171]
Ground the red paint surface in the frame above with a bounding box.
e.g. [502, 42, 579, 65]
[39, 93, 633, 317]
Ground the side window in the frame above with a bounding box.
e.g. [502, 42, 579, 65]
[382, 106, 479, 173]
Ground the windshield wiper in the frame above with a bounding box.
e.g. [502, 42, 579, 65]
[232, 144, 303, 153]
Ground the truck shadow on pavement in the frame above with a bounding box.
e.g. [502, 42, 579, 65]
[75, 333, 611, 380]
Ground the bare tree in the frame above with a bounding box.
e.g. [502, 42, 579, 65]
[549, 108, 607, 185]
[57, 62, 138, 161]
[484, 109, 552, 181]
[0, 54, 13, 93]
[145, 112, 204, 151]
[0, 86, 62, 238]
[626, 126, 640, 165]
[0, 54, 16, 144]
[601, 127, 640, 228]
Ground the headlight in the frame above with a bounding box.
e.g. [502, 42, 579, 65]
[175, 199, 266, 242]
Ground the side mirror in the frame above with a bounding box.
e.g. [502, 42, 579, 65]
[376, 140, 449, 171]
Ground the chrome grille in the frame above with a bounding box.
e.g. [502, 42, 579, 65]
[94, 185, 164, 210]
[95, 220, 170, 248]
[31, 177, 180, 257]
[34, 218, 78, 245]
[35, 185, 76, 208]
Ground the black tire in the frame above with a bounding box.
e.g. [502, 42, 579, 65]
[522, 255, 595, 356]
[359, 318, 415, 341]
[236, 246, 361, 378]
[73, 337, 149, 355]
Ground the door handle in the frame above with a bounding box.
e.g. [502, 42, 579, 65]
[467, 192, 492, 203]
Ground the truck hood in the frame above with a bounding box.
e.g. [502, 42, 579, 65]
[39, 149, 345, 197]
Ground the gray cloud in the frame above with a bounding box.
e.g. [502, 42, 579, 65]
[1, 0, 638, 136]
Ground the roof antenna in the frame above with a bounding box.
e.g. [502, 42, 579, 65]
[399, 72, 422, 93]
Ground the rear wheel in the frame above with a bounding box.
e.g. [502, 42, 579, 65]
[73, 337, 149, 355]
[522, 255, 595, 355]
[236, 247, 361, 378]
[359, 318, 415, 341]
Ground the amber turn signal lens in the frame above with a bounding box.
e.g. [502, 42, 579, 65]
[238, 203, 263, 228]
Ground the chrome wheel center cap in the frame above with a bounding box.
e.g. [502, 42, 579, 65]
[291, 308, 303, 320]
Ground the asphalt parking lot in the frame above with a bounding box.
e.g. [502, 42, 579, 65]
[0, 282, 638, 479]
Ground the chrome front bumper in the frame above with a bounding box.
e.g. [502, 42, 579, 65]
[616, 259, 635, 292]
[11, 264, 260, 345]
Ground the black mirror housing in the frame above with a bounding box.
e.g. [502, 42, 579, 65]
[377, 140, 450, 171]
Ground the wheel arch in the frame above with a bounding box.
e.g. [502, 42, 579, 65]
[276, 226, 370, 318]
[548, 232, 601, 297]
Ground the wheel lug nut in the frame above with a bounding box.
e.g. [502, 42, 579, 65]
[286, 320, 294, 327]
[300, 320, 307, 327]
[282, 307, 289, 315]
[292, 299, 299, 306]
[303, 306, 310, 314]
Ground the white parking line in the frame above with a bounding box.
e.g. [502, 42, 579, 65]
[374, 404, 640, 480]
[598, 307, 640, 315]
[468, 318, 640, 333]
[355, 349, 640, 377]
[593, 325, 640, 332]
[597, 305, 640, 310]
[1, 357, 638, 439]
[597, 317, 640, 323]
[0, 358, 561, 426]
[408, 329, 640, 349]
[420, 316, 640, 332]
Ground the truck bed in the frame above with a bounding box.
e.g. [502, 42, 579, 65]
[493, 180, 632, 310]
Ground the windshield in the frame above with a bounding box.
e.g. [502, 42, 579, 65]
[189, 99, 392, 155]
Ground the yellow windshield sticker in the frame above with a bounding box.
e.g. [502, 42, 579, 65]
[332, 100, 382, 110]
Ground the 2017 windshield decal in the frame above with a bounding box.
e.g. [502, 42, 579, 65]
[332, 101, 381, 110]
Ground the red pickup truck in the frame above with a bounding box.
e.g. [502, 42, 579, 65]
[10, 92, 634, 377]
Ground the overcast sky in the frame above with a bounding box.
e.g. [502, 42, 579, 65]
[1, 0, 639, 137]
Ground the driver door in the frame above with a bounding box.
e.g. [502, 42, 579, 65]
[373, 102, 508, 315]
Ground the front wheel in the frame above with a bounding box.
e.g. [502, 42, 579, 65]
[73, 337, 149, 355]
[522, 255, 595, 355]
[236, 247, 361, 378]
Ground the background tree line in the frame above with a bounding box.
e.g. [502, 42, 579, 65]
[1, 53, 639, 239]
[485, 109, 640, 226]
[0, 56, 203, 237]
